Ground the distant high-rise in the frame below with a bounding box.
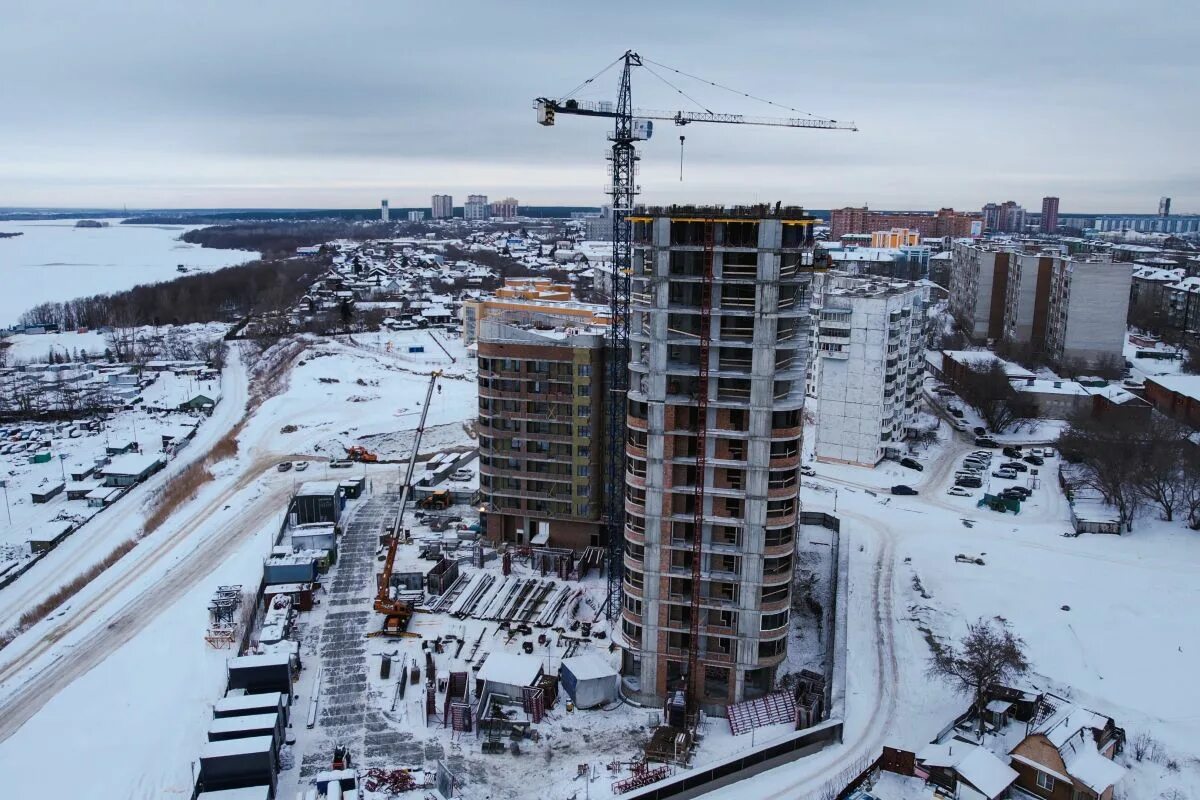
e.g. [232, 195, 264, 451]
[464, 194, 490, 221]
[1040, 197, 1059, 234]
[431, 194, 453, 219]
[982, 201, 1025, 234]
[381, 199, 390, 223]
[407, 210, 425, 222]
[1159, 197, 1172, 217]
[491, 197, 519, 220]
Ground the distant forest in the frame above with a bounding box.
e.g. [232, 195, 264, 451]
[181, 223, 400, 258]
[17, 257, 325, 331]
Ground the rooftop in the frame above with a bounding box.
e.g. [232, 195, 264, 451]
[632, 203, 815, 221]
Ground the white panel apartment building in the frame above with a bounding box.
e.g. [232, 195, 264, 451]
[949, 242, 1011, 342]
[463, 194, 490, 220]
[1044, 256, 1133, 366]
[811, 275, 926, 467]
[431, 194, 454, 219]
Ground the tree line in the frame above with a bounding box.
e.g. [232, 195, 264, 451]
[1060, 411, 1200, 532]
[16, 257, 325, 331]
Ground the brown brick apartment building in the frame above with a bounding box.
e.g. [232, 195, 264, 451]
[830, 206, 980, 239]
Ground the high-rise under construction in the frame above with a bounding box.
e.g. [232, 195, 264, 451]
[616, 205, 820, 713]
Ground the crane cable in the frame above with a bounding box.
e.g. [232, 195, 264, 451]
[557, 55, 625, 103]
[642, 56, 826, 119]
[641, 62, 713, 115]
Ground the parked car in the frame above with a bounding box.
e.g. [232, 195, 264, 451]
[947, 486, 973, 497]
[1023, 455, 1045, 466]
[992, 468, 1017, 479]
[949, 407, 964, 418]
[277, 461, 293, 472]
[900, 457, 924, 471]
[1001, 461, 1029, 472]
[973, 426, 987, 437]
[891, 485, 919, 496]
[329, 459, 354, 469]
[1002, 446, 1022, 458]
[451, 468, 473, 481]
[974, 437, 999, 448]
[955, 476, 982, 488]
[800, 465, 816, 477]
[1004, 486, 1032, 498]
[935, 387, 956, 397]
[294, 461, 310, 472]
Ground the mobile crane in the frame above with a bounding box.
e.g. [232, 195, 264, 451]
[373, 370, 442, 634]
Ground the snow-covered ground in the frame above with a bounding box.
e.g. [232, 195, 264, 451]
[0, 219, 258, 326]
[695, 424, 1200, 800]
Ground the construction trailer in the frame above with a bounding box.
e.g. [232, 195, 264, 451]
[290, 481, 344, 526]
[226, 653, 296, 699]
[263, 553, 319, 585]
[196, 736, 277, 796]
[213, 691, 288, 725]
[559, 654, 619, 709]
[195, 786, 271, 800]
[99, 453, 165, 487]
[477, 652, 545, 701]
[262, 582, 316, 613]
[338, 476, 366, 499]
[207, 711, 283, 750]
[289, 524, 336, 554]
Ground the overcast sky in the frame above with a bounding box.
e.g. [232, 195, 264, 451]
[3, 1, 1197, 213]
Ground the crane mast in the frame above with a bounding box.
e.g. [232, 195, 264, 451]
[602, 51, 641, 627]
[535, 51, 855, 717]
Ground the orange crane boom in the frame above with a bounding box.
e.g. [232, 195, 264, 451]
[374, 370, 443, 616]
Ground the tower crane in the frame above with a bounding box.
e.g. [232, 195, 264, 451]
[535, 51, 854, 714]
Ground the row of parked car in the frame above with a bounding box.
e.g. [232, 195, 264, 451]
[1, 422, 96, 457]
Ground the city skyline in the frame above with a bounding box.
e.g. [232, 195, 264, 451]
[3, 1, 1198, 210]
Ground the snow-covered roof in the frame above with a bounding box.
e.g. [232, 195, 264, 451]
[1060, 731, 1126, 794]
[561, 653, 618, 682]
[197, 787, 271, 800]
[1147, 374, 1200, 401]
[296, 480, 341, 497]
[478, 652, 543, 688]
[228, 652, 292, 670]
[213, 692, 284, 714]
[100, 453, 164, 476]
[917, 740, 976, 768]
[200, 735, 274, 759]
[208, 712, 279, 735]
[954, 746, 1017, 799]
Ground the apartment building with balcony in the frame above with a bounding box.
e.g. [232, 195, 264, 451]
[618, 205, 817, 713]
[811, 275, 926, 467]
[949, 241, 1013, 342]
[476, 311, 607, 550]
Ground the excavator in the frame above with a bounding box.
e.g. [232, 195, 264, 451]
[373, 370, 442, 636]
[345, 445, 379, 463]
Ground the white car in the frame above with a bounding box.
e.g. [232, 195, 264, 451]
[800, 465, 816, 477]
[294, 461, 310, 472]
[947, 486, 972, 497]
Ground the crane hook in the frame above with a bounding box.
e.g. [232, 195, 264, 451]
[679, 135, 686, 182]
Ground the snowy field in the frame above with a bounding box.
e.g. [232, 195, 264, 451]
[0, 219, 258, 325]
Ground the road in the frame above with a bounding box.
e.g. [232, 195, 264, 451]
[0, 461, 294, 742]
[0, 348, 250, 623]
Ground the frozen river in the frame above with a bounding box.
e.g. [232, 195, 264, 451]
[0, 219, 258, 326]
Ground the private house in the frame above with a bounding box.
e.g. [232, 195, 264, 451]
[1008, 697, 1125, 800]
[99, 453, 165, 487]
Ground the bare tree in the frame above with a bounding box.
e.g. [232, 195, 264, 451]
[954, 359, 1038, 433]
[929, 617, 1030, 735]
